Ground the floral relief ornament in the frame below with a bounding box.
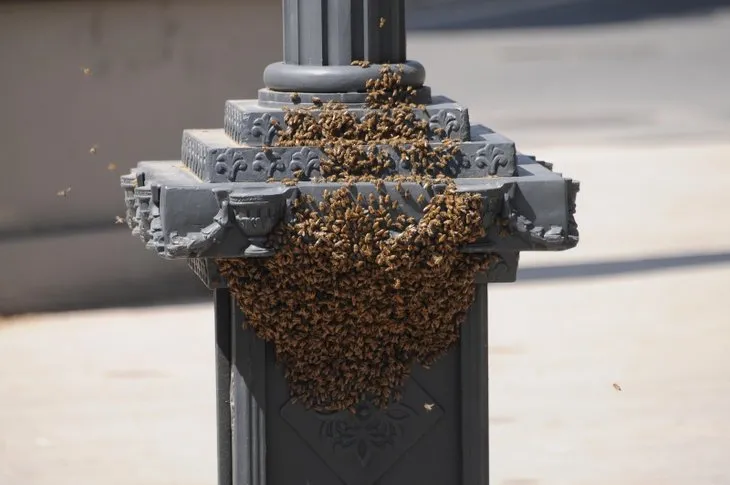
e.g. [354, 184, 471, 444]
[317, 400, 417, 468]
[253, 151, 285, 178]
[213, 148, 248, 182]
[289, 147, 321, 179]
[475, 145, 510, 176]
[429, 110, 462, 138]
[251, 113, 281, 146]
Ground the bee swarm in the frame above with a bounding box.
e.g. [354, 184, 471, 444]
[218, 66, 492, 412]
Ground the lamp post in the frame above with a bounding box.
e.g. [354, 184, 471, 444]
[120, 1, 579, 484]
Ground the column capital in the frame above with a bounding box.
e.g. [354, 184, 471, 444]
[262, 0, 427, 98]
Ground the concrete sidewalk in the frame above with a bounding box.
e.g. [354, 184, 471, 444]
[2, 143, 730, 485]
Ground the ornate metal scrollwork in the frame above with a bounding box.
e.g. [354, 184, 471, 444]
[316, 400, 417, 468]
[251, 113, 281, 146]
[133, 185, 153, 241]
[429, 110, 462, 139]
[475, 145, 510, 176]
[228, 186, 296, 257]
[502, 189, 568, 249]
[253, 151, 286, 178]
[213, 148, 249, 182]
[166, 189, 232, 258]
[146, 205, 165, 254]
[120, 173, 138, 230]
[289, 147, 321, 179]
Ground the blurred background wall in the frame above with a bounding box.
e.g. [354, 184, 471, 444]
[0, 0, 283, 314]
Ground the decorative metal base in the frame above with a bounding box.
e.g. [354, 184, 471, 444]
[215, 277, 489, 485]
[243, 245, 274, 258]
[121, 92, 578, 290]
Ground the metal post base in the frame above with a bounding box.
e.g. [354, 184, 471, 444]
[214, 277, 489, 485]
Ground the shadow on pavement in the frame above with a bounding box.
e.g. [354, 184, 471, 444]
[407, 0, 730, 31]
[5, 251, 728, 317]
[0, 279, 212, 319]
[518, 250, 730, 282]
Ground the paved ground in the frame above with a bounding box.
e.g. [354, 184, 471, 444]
[2, 140, 730, 485]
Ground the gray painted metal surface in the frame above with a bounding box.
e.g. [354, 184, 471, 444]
[265, 0, 413, 93]
[119, 1, 579, 484]
[215, 278, 490, 485]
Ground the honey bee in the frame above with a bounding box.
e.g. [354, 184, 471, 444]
[379, 17, 386, 28]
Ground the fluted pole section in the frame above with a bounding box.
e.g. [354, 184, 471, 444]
[282, 0, 406, 66]
[263, 0, 426, 96]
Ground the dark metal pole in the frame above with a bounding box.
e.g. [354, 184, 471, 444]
[282, 0, 406, 66]
[230, 305, 267, 485]
[214, 289, 233, 485]
[461, 277, 490, 485]
[263, 0, 426, 95]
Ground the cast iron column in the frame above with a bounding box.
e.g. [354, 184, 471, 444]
[282, 0, 406, 65]
[119, 0, 580, 484]
[262, 0, 427, 102]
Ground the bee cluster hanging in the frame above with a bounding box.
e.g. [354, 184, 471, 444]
[218, 65, 493, 412]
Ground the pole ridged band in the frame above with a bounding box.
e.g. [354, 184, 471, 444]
[262, 60, 426, 94]
[264, 0, 425, 94]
